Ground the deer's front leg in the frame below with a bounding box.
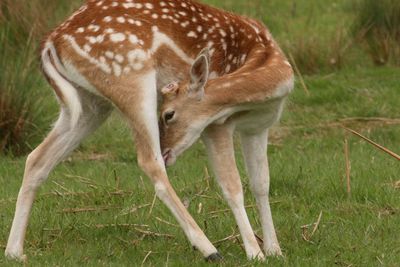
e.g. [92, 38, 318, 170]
[126, 72, 220, 261]
[240, 129, 282, 256]
[202, 124, 265, 261]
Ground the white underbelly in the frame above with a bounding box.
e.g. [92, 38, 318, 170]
[234, 98, 286, 133]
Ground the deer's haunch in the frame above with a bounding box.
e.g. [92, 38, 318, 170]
[5, 0, 293, 262]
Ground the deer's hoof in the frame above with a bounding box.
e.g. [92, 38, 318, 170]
[205, 252, 223, 262]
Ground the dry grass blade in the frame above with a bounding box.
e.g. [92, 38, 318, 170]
[142, 251, 152, 266]
[214, 233, 241, 245]
[61, 206, 119, 213]
[155, 216, 179, 227]
[254, 233, 264, 247]
[93, 224, 174, 239]
[288, 53, 310, 96]
[344, 138, 351, 196]
[208, 204, 257, 215]
[343, 127, 400, 161]
[310, 211, 323, 237]
[148, 193, 157, 216]
[94, 223, 150, 229]
[301, 211, 323, 243]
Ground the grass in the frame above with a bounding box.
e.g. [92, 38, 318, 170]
[0, 66, 399, 266]
[0, 0, 82, 154]
[352, 0, 400, 66]
[0, 0, 400, 266]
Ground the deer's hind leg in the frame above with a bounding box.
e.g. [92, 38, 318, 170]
[5, 89, 112, 261]
[202, 124, 265, 261]
[240, 129, 282, 256]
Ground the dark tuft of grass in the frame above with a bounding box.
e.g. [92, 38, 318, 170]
[352, 0, 400, 65]
[0, 0, 82, 154]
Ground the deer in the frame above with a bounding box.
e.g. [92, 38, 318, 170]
[5, 0, 293, 262]
[159, 3, 294, 261]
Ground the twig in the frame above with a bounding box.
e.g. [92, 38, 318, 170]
[288, 53, 310, 96]
[141, 251, 152, 266]
[155, 216, 179, 227]
[148, 193, 157, 216]
[394, 180, 400, 189]
[344, 138, 351, 196]
[165, 252, 170, 267]
[117, 203, 151, 216]
[197, 202, 203, 214]
[208, 204, 255, 215]
[60, 206, 119, 213]
[343, 127, 400, 161]
[214, 233, 240, 245]
[114, 169, 120, 190]
[281, 117, 400, 132]
[310, 211, 323, 238]
[52, 181, 73, 194]
[254, 233, 264, 247]
[301, 211, 323, 242]
[93, 224, 174, 239]
[204, 166, 211, 189]
[94, 223, 150, 229]
[134, 229, 174, 239]
[208, 203, 281, 215]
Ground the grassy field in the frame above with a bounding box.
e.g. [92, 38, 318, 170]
[1, 0, 400, 266]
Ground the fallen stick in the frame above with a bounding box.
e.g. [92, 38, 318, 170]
[288, 53, 310, 96]
[61, 206, 119, 213]
[213, 233, 240, 245]
[344, 138, 351, 196]
[343, 127, 400, 161]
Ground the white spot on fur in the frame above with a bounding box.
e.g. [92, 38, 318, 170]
[129, 34, 139, 44]
[63, 35, 111, 74]
[103, 16, 112, 23]
[123, 3, 135, 8]
[115, 54, 124, 63]
[105, 51, 114, 59]
[128, 49, 148, 70]
[145, 3, 154, 9]
[105, 28, 114, 34]
[117, 16, 126, 23]
[110, 33, 126, 42]
[187, 31, 197, 38]
[83, 44, 91, 52]
[181, 21, 190, 28]
[112, 62, 122, 76]
[88, 24, 100, 32]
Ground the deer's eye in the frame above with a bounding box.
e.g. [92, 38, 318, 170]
[163, 111, 176, 124]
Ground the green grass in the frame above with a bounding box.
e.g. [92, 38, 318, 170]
[1, 0, 400, 266]
[1, 66, 399, 266]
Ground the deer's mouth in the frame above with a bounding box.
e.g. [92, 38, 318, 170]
[162, 148, 177, 166]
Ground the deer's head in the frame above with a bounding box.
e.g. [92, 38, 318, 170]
[160, 48, 218, 166]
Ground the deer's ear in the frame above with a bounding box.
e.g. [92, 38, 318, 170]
[161, 82, 179, 96]
[188, 48, 210, 100]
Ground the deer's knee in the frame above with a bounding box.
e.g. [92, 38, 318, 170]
[250, 179, 269, 198]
